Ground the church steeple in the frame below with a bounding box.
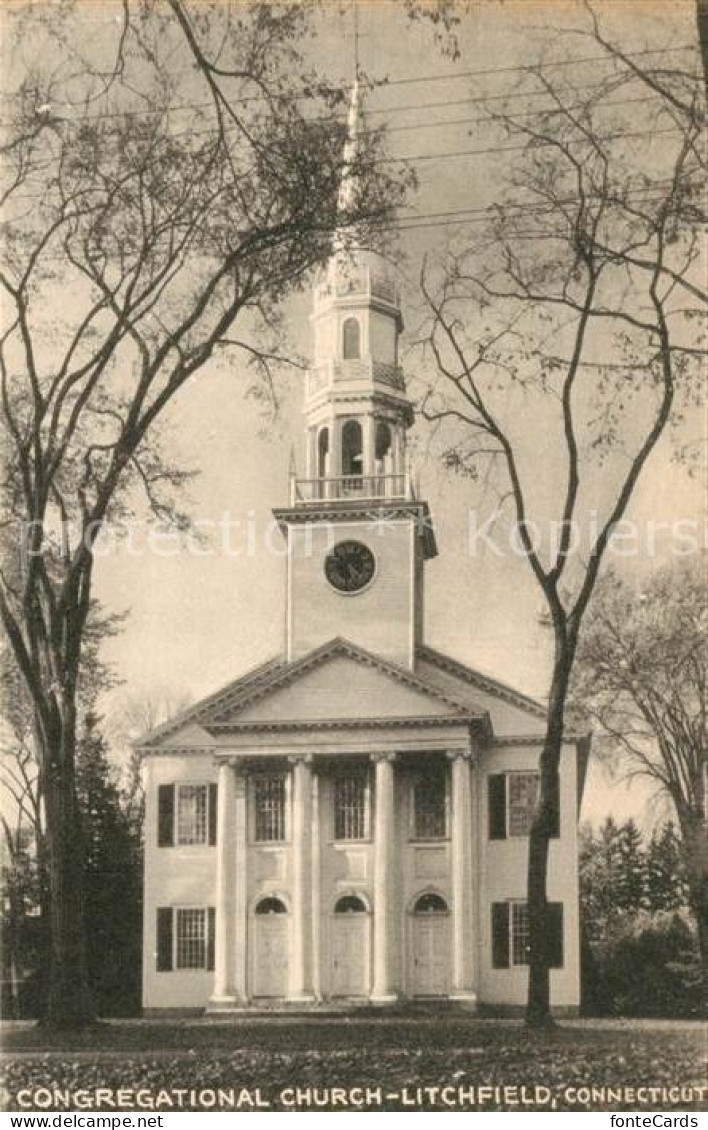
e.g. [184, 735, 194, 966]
[298, 81, 415, 501]
[275, 81, 436, 670]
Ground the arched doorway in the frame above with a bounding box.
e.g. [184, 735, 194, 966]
[409, 892, 450, 997]
[252, 896, 289, 998]
[330, 893, 370, 998]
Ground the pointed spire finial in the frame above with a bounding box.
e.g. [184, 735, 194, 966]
[353, 1, 360, 84]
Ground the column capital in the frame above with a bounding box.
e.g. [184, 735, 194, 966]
[446, 747, 476, 764]
[214, 755, 246, 773]
[371, 751, 396, 764]
[288, 753, 314, 766]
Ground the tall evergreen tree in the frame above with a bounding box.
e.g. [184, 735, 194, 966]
[645, 823, 690, 913]
[75, 714, 142, 1016]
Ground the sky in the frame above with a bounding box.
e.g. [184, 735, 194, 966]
[68, 0, 704, 831]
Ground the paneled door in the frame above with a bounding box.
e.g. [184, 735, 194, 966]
[252, 897, 289, 998]
[411, 908, 449, 996]
[331, 896, 370, 997]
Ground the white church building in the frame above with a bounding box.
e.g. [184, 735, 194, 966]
[138, 87, 588, 1015]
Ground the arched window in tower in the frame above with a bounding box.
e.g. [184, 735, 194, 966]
[317, 427, 329, 479]
[341, 419, 363, 494]
[375, 422, 392, 470]
[374, 421, 394, 497]
[342, 317, 361, 360]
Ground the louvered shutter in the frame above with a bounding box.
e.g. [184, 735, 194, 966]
[208, 783, 218, 846]
[488, 775, 507, 840]
[207, 907, 216, 971]
[158, 784, 175, 847]
[491, 902, 510, 968]
[548, 902, 564, 967]
[156, 908, 173, 971]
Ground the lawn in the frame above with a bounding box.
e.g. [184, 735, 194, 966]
[2, 1016, 706, 1113]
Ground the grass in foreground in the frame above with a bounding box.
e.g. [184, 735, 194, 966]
[1, 1016, 706, 1112]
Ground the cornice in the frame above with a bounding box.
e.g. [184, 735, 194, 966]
[204, 713, 484, 735]
[272, 501, 438, 558]
[417, 645, 547, 719]
[489, 733, 583, 747]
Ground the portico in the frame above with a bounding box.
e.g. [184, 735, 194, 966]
[206, 729, 481, 1009]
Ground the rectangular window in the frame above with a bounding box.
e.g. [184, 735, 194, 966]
[412, 765, 447, 840]
[491, 901, 564, 969]
[177, 784, 208, 845]
[508, 773, 539, 837]
[176, 908, 207, 969]
[169, 906, 216, 971]
[334, 775, 368, 841]
[511, 902, 531, 965]
[488, 771, 559, 839]
[254, 775, 286, 843]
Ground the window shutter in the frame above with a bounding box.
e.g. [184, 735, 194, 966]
[208, 783, 218, 846]
[156, 908, 173, 971]
[488, 775, 507, 840]
[207, 907, 216, 971]
[158, 784, 175, 847]
[548, 902, 564, 967]
[548, 771, 560, 838]
[491, 902, 510, 968]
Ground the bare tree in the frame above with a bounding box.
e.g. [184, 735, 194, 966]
[572, 561, 707, 962]
[419, 10, 704, 1026]
[0, 0, 406, 1027]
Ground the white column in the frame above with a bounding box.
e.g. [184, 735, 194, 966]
[371, 753, 397, 1003]
[449, 748, 477, 1006]
[364, 413, 377, 481]
[311, 770, 322, 1001]
[330, 414, 341, 482]
[289, 755, 315, 1000]
[210, 759, 236, 1007]
[233, 762, 248, 1002]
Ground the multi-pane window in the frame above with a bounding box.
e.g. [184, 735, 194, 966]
[511, 902, 531, 966]
[488, 771, 560, 840]
[507, 773, 539, 837]
[491, 901, 564, 969]
[334, 775, 368, 841]
[412, 766, 447, 840]
[176, 908, 207, 970]
[254, 775, 286, 842]
[177, 785, 208, 845]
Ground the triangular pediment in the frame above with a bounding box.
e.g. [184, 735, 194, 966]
[199, 639, 480, 731]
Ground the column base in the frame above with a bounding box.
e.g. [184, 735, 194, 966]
[207, 994, 241, 1012]
[287, 991, 317, 1004]
[449, 990, 478, 1010]
[369, 992, 399, 1005]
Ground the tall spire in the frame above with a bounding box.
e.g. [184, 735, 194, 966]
[336, 78, 363, 219]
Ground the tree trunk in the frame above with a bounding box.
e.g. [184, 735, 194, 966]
[697, 0, 708, 96]
[679, 810, 708, 966]
[525, 642, 571, 1028]
[41, 727, 94, 1029]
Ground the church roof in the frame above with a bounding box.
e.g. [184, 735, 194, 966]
[415, 644, 547, 719]
[134, 637, 563, 751]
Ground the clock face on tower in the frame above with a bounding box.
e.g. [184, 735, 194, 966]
[324, 540, 376, 593]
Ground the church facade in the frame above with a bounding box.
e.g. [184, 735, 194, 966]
[138, 88, 588, 1015]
